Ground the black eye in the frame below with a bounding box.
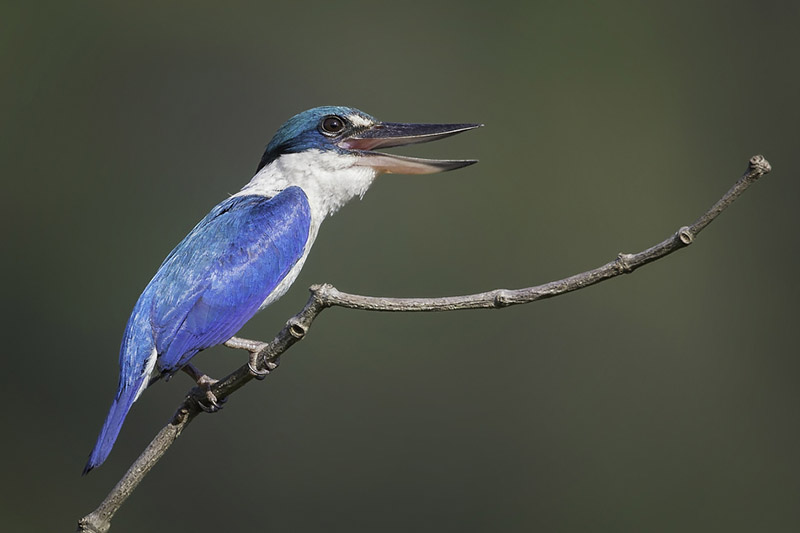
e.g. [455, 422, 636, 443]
[320, 115, 346, 135]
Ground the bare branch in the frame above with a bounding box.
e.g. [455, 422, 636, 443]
[77, 155, 771, 533]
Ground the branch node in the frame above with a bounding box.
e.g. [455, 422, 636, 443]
[616, 253, 635, 273]
[678, 226, 694, 245]
[494, 290, 513, 307]
[174, 407, 189, 424]
[309, 283, 338, 308]
[288, 318, 307, 339]
[77, 516, 108, 533]
[310, 282, 333, 297]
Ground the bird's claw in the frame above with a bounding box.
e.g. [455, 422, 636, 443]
[247, 353, 278, 380]
[192, 372, 226, 412]
[247, 360, 269, 380]
[198, 388, 225, 413]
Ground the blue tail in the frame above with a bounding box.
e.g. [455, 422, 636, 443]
[83, 380, 145, 474]
[84, 293, 156, 474]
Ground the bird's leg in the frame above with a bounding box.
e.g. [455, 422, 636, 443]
[182, 363, 224, 413]
[147, 372, 164, 388]
[224, 336, 278, 380]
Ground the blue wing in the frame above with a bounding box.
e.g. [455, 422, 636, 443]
[86, 186, 311, 473]
[147, 186, 312, 374]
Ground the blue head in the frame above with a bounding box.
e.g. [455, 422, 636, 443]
[257, 106, 481, 175]
[258, 106, 377, 170]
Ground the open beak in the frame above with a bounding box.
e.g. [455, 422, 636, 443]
[339, 122, 481, 175]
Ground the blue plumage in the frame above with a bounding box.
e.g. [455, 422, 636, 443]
[85, 188, 311, 473]
[151, 189, 310, 373]
[85, 106, 479, 474]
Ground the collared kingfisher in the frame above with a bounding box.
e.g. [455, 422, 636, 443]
[85, 106, 480, 473]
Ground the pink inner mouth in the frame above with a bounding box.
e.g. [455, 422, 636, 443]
[337, 137, 386, 151]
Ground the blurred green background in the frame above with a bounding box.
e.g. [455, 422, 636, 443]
[3, 1, 799, 531]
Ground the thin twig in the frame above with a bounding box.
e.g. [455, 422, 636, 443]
[77, 155, 771, 533]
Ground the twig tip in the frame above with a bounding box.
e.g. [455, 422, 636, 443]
[748, 155, 772, 178]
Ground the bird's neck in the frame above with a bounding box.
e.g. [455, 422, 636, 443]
[237, 150, 378, 224]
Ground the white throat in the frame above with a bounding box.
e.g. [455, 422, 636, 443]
[237, 150, 378, 224]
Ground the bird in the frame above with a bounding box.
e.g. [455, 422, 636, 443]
[84, 106, 480, 473]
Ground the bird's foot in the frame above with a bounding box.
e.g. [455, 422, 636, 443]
[182, 364, 226, 413]
[196, 374, 225, 413]
[247, 353, 279, 380]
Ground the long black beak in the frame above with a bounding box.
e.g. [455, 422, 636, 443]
[339, 122, 481, 175]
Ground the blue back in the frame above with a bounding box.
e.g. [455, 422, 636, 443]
[124, 186, 312, 377]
